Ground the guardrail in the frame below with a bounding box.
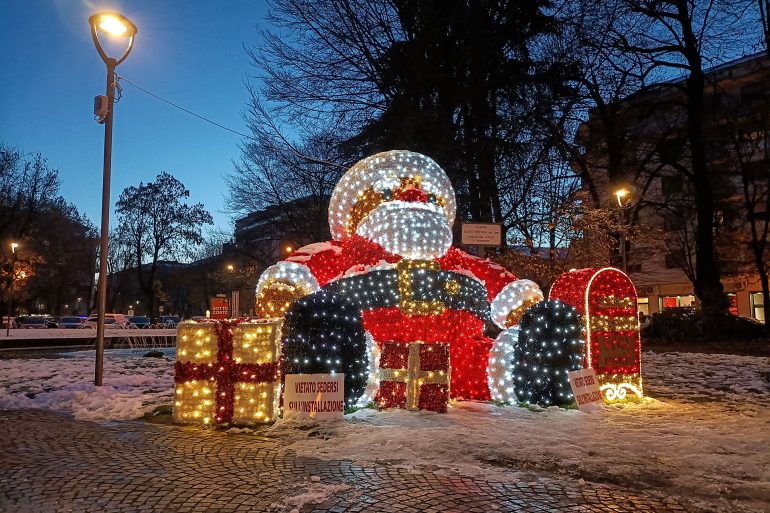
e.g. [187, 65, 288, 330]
[1, 328, 176, 351]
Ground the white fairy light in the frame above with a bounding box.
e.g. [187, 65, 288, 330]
[487, 327, 519, 403]
[328, 150, 457, 241]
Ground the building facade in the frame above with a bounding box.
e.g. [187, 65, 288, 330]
[580, 53, 769, 321]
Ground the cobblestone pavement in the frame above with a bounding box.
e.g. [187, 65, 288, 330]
[0, 410, 700, 513]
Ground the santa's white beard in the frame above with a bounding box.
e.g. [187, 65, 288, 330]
[355, 201, 452, 260]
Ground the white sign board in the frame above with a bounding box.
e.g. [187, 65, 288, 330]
[461, 223, 502, 246]
[568, 368, 604, 412]
[284, 374, 345, 420]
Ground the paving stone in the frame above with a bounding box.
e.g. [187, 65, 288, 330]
[0, 409, 706, 513]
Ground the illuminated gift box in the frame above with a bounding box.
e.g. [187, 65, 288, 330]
[376, 341, 451, 413]
[549, 267, 643, 402]
[173, 319, 282, 425]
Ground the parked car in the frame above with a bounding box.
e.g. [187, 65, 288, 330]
[58, 316, 86, 329]
[20, 316, 57, 329]
[82, 313, 129, 329]
[128, 316, 151, 329]
[158, 315, 181, 328]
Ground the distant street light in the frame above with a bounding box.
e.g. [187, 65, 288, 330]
[5, 242, 19, 337]
[89, 11, 137, 386]
[225, 264, 238, 316]
[614, 188, 630, 273]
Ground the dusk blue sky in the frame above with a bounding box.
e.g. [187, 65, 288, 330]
[1, 0, 270, 233]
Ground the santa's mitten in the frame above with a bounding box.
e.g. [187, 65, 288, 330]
[255, 262, 320, 319]
[490, 279, 543, 329]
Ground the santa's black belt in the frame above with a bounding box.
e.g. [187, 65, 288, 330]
[325, 260, 491, 320]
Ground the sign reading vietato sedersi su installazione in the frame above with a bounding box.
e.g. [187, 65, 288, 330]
[283, 374, 345, 420]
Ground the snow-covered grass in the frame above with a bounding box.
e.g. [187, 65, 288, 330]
[0, 349, 174, 420]
[0, 349, 768, 511]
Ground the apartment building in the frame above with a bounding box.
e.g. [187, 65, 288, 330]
[579, 53, 769, 321]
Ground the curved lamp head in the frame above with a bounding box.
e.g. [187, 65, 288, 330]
[89, 12, 137, 66]
[614, 188, 629, 207]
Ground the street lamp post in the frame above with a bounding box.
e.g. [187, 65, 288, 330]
[89, 12, 137, 386]
[614, 189, 629, 273]
[5, 242, 19, 337]
[225, 264, 238, 317]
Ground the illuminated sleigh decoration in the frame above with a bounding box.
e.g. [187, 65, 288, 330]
[549, 268, 643, 402]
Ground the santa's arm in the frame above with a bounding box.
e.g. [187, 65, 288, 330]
[254, 241, 346, 318]
[439, 247, 542, 329]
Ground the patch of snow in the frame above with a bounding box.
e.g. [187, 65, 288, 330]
[284, 482, 351, 509]
[292, 241, 342, 256]
[0, 349, 173, 421]
[1, 328, 175, 340]
[1, 348, 768, 511]
[265, 351, 770, 512]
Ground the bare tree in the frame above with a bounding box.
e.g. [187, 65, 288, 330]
[601, 0, 760, 328]
[244, 0, 574, 238]
[115, 172, 213, 319]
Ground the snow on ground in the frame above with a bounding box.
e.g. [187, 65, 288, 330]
[268, 351, 770, 512]
[0, 349, 174, 420]
[0, 349, 768, 511]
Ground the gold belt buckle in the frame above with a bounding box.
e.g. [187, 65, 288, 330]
[396, 260, 446, 316]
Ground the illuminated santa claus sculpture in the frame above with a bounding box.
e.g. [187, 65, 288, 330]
[254, 150, 537, 410]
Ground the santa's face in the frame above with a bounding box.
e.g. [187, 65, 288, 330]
[355, 200, 452, 260]
[328, 151, 457, 245]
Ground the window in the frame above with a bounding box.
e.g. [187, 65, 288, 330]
[627, 263, 642, 273]
[751, 292, 766, 323]
[661, 295, 696, 310]
[663, 214, 683, 232]
[665, 251, 685, 269]
[662, 296, 678, 309]
[637, 297, 649, 316]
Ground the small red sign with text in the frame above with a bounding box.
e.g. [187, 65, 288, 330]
[210, 297, 230, 319]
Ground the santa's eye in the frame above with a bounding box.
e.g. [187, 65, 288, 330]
[381, 188, 393, 201]
[427, 193, 437, 204]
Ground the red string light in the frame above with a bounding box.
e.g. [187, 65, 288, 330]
[549, 267, 643, 401]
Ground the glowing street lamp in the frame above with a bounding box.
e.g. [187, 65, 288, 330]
[614, 188, 631, 272]
[5, 242, 19, 337]
[89, 11, 137, 386]
[614, 188, 628, 207]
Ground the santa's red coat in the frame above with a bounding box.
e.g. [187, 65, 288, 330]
[282, 235, 517, 400]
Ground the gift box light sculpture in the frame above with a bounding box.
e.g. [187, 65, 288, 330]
[549, 267, 643, 402]
[173, 319, 282, 425]
[377, 340, 451, 412]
